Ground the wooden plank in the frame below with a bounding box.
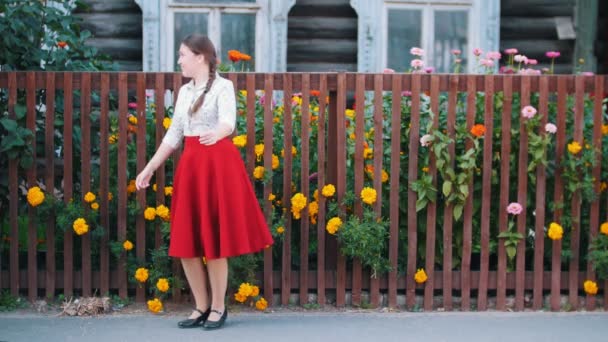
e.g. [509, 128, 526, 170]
[515, 76, 531, 311]
[424, 75, 440, 311]
[99, 73, 110, 296]
[551, 76, 568, 311]
[117, 73, 128, 299]
[461, 75, 477, 311]
[351, 74, 365, 307]
[335, 73, 347, 307]
[263, 73, 274, 304]
[388, 74, 402, 308]
[370, 74, 383, 308]
[135, 73, 147, 303]
[26, 71, 37, 302]
[442, 74, 458, 310]
[63, 72, 74, 297]
[406, 74, 420, 310]
[316, 74, 327, 306]
[8, 72, 19, 296]
[45, 72, 56, 298]
[154, 74, 166, 249]
[281, 74, 293, 306]
[299, 74, 311, 305]
[81, 73, 92, 298]
[586, 76, 604, 310]
[532, 76, 549, 310]
[568, 76, 584, 309]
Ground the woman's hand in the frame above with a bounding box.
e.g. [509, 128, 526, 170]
[135, 167, 154, 190]
[199, 131, 220, 145]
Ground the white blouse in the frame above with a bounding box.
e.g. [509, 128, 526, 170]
[162, 74, 236, 148]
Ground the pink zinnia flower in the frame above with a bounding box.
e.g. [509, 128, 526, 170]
[581, 72, 594, 76]
[410, 47, 424, 56]
[521, 105, 537, 119]
[424, 67, 434, 74]
[486, 51, 502, 60]
[545, 123, 557, 134]
[473, 48, 483, 57]
[480, 59, 494, 67]
[525, 59, 538, 65]
[420, 134, 433, 147]
[411, 59, 424, 68]
[546, 51, 561, 58]
[500, 66, 515, 74]
[507, 202, 523, 215]
[128, 102, 137, 109]
[454, 58, 462, 64]
[383, 68, 395, 74]
[451, 49, 461, 55]
[504, 48, 518, 55]
[514, 55, 528, 63]
[402, 90, 412, 97]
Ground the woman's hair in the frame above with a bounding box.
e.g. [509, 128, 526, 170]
[182, 34, 217, 115]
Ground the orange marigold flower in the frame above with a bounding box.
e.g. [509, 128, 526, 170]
[228, 50, 242, 62]
[310, 90, 321, 97]
[57, 41, 68, 48]
[239, 52, 252, 61]
[470, 124, 486, 138]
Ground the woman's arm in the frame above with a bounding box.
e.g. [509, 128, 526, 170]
[135, 142, 176, 190]
[199, 80, 236, 145]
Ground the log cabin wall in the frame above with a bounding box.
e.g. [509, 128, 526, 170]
[74, 0, 143, 71]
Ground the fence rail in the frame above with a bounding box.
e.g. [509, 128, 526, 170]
[1, 71, 607, 311]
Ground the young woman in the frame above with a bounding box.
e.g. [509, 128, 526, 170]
[135, 34, 273, 330]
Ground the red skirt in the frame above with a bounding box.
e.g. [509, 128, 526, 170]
[168, 136, 274, 259]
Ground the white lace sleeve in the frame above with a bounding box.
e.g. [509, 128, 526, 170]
[217, 79, 236, 133]
[162, 86, 187, 148]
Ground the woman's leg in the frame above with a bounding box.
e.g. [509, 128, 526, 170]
[181, 257, 210, 318]
[206, 257, 228, 321]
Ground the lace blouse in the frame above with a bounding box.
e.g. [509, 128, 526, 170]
[162, 74, 236, 148]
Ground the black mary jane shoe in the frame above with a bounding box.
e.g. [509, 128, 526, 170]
[177, 308, 210, 329]
[202, 308, 227, 330]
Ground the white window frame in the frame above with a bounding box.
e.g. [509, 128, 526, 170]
[160, 0, 264, 71]
[382, 0, 477, 73]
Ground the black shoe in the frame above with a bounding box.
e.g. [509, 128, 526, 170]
[202, 308, 227, 330]
[177, 308, 210, 328]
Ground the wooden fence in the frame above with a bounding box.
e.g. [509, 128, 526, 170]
[0, 72, 607, 311]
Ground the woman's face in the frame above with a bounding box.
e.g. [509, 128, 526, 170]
[177, 44, 205, 78]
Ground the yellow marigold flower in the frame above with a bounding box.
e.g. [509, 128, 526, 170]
[255, 143, 264, 161]
[123, 240, 134, 251]
[238, 282, 253, 297]
[127, 180, 137, 194]
[144, 207, 157, 221]
[291, 193, 307, 211]
[156, 278, 170, 293]
[308, 201, 319, 217]
[276, 226, 285, 234]
[152, 184, 157, 192]
[272, 154, 280, 170]
[281, 146, 297, 158]
[253, 166, 265, 180]
[547, 222, 564, 240]
[293, 96, 302, 106]
[73, 218, 89, 236]
[251, 285, 260, 297]
[600, 222, 608, 236]
[326, 217, 343, 235]
[163, 117, 171, 130]
[27, 187, 45, 207]
[108, 134, 117, 144]
[234, 292, 247, 303]
[273, 117, 280, 124]
[108, 192, 113, 201]
[602, 124, 608, 136]
[345, 109, 355, 119]
[414, 268, 428, 284]
[381, 170, 389, 183]
[567, 141, 582, 155]
[365, 128, 374, 140]
[583, 280, 598, 295]
[128, 115, 137, 125]
[268, 193, 276, 201]
[349, 132, 356, 140]
[164, 186, 173, 196]
[135, 267, 149, 283]
[363, 147, 373, 159]
[84, 192, 96, 203]
[313, 189, 319, 201]
[322, 184, 336, 198]
[233, 134, 247, 148]
[422, 167, 430, 173]
[255, 297, 268, 311]
[147, 298, 163, 313]
[239, 90, 247, 97]
[360, 187, 377, 205]
[156, 204, 170, 221]
[91, 202, 99, 210]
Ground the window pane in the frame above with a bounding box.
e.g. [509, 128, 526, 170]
[434, 10, 468, 73]
[387, 9, 422, 72]
[174, 13, 209, 68]
[173, 0, 255, 3]
[221, 13, 255, 64]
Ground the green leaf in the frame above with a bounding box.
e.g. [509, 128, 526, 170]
[453, 204, 463, 221]
[416, 198, 427, 212]
[443, 181, 452, 197]
[0, 118, 18, 131]
[506, 246, 517, 260]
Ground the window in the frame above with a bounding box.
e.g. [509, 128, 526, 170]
[384, 1, 474, 73]
[161, 0, 261, 71]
